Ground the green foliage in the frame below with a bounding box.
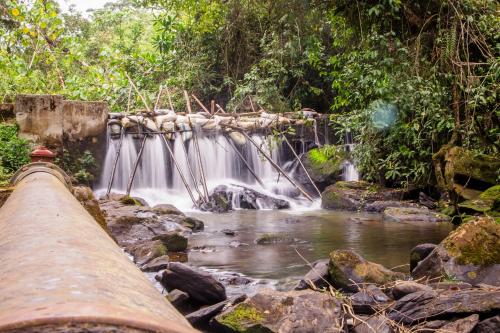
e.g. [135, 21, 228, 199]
[1, 0, 498, 189]
[0, 124, 30, 173]
[56, 149, 96, 185]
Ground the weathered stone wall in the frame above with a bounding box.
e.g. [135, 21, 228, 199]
[15, 94, 108, 145]
[14, 94, 109, 184]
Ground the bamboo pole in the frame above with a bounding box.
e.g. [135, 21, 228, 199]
[166, 86, 175, 112]
[179, 138, 206, 203]
[192, 130, 209, 201]
[126, 133, 147, 196]
[191, 94, 210, 114]
[106, 127, 125, 196]
[224, 135, 266, 188]
[154, 85, 163, 111]
[183, 90, 192, 114]
[281, 133, 322, 198]
[126, 84, 132, 114]
[235, 128, 313, 201]
[248, 96, 256, 113]
[160, 134, 199, 207]
[124, 72, 151, 114]
[215, 103, 226, 114]
[210, 100, 215, 115]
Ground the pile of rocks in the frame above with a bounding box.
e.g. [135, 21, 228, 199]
[98, 194, 204, 269]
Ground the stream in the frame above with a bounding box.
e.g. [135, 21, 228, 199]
[185, 209, 452, 294]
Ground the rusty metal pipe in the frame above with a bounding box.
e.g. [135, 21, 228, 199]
[0, 163, 198, 333]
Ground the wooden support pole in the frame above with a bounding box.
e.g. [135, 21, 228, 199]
[126, 84, 132, 114]
[126, 133, 147, 196]
[179, 138, 206, 203]
[160, 134, 199, 207]
[192, 130, 209, 201]
[106, 127, 125, 196]
[166, 86, 175, 112]
[248, 96, 256, 113]
[236, 128, 313, 202]
[210, 100, 215, 115]
[215, 103, 226, 114]
[125, 72, 151, 114]
[154, 85, 163, 111]
[183, 90, 192, 114]
[281, 133, 322, 198]
[191, 94, 210, 114]
[224, 135, 266, 188]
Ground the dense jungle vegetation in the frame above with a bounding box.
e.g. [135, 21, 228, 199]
[0, 0, 498, 189]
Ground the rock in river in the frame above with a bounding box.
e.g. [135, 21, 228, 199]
[409, 243, 437, 272]
[295, 259, 330, 290]
[156, 262, 227, 305]
[328, 249, 405, 292]
[383, 207, 449, 223]
[321, 181, 404, 211]
[212, 289, 345, 333]
[201, 185, 290, 212]
[412, 216, 500, 286]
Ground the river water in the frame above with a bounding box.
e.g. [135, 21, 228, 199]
[186, 209, 453, 281]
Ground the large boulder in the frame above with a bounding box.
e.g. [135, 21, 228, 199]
[201, 185, 290, 212]
[383, 207, 450, 223]
[212, 289, 345, 333]
[321, 181, 404, 211]
[388, 287, 500, 325]
[156, 262, 227, 305]
[328, 250, 405, 292]
[412, 216, 500, 286]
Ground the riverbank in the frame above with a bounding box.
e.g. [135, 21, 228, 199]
[91, 189, 499, 332]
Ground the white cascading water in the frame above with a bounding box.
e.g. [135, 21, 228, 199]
[342, 131, 359, 181]
[96, 130, 319, 211]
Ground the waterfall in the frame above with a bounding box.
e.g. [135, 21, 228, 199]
[342, 131, 359, 182]
[96, 130, 315, 210]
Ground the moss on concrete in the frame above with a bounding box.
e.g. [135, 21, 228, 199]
[217, 303, 271, 333]
[443, 216, 500, 266]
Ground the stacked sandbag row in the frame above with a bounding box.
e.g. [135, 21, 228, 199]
[107, 109, 320, 142]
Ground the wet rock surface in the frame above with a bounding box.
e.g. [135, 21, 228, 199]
[409, 243, 436, 272]
[201, 185, 290, 213]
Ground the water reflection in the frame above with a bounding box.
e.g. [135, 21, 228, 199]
[187, 210, 453, 280]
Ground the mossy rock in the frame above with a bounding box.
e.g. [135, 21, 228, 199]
[442, 216, 500, 266]
[480, 185, 500, 200]
[255, 233, 295, 245]
[119, 195, 143, 206]
[458, 199, 495, 213]
[217, 303, 269, 333]
[328, 250, 405, 292]
[413, 216, 500, 286]
[445, 147, 500, 187]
